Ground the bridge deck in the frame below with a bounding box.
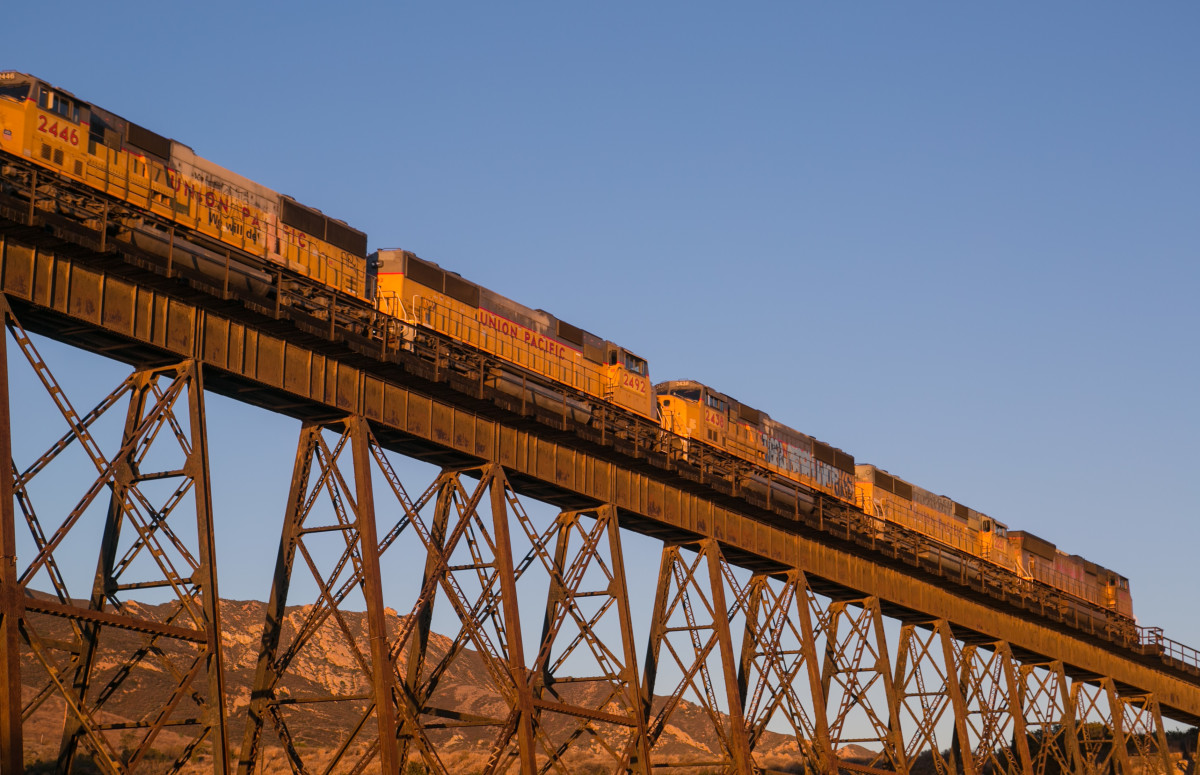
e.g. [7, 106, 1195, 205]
[1, 205, 1197, 727]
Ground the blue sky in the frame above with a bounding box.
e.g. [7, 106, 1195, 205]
[5, 1, 1199, 673]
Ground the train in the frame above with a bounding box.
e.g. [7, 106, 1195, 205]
[0, 71, 370, 303]
[0, 71, 1134, 623]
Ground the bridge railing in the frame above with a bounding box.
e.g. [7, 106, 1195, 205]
[1139, 626, 1200, 672]
[5, 155, 1200, 683]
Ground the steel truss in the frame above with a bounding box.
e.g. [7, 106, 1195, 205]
[0, 301, 227, 774]
[0, 300, 1195, 773]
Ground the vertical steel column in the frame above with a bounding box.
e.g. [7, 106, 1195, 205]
[1150, 699, 1174, 775]
[636, 544, 674, 771]
[1104, 680, 1134, 775]
[349, 416, 400, 773]
[702, 539, 753, 775]
[736, 575, 763, 726]
[535, 512, 574, 699]
[794, 573, 835, 774]
[938, 622, 977, 775]
[893, 622, 954, 773]
[487, 465, 537, 773]
[397, 476, 453, 770]
[1019, 660, 1077, 775]
[237, 423, 321, 774]
[0, 303, 23, 775]
[871, 600, 908, 774]
[735, 573, 769, 760]
[1056, 662, 1086, 775]
[1147, 700, 1176, 772]
[600, 505, 652, 775]
[14, 356, 229, 775]
[996, 642, 1034, 775]
[185, 361, 230, 774]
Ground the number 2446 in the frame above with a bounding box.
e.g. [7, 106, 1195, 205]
[38, 116, 79, 146]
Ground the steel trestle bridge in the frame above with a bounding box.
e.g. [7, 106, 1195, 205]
[0, 162, 1199, 775]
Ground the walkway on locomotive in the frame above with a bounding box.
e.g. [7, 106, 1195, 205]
[0, 71, 368, 299]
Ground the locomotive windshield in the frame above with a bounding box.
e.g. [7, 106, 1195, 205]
[0, 73, 31, 102]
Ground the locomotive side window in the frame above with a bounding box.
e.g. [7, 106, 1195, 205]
[38, 88, 79, 122]
[623, 352, 647, 376]
[610, 349, 647, 375]
[705, 393, 727, 412]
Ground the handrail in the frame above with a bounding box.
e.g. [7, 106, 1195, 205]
[5, 152, 1200, 678]
[1139, 627, 1200, 671]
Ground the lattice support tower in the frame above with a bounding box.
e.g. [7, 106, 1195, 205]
[0, 199, 1198, 774]
[0, 301, 228, 774]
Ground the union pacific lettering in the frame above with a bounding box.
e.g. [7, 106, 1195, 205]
[171, 176, 266, 241]
[477, 309, 579, 359]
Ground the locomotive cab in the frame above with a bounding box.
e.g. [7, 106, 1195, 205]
[1107, 575, 1132, 617]
[605, 347, 654, 418]
[0, 73, 89, 181]
[976, 517, 1010, 564]
[655, 381, 729, 446]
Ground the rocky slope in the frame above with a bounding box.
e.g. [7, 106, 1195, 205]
[19, 597, 841, 773]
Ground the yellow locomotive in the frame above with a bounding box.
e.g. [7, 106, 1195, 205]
[0, 71, 368, 300]
[0, 72, 1136, 625]
[374, 249, 656, 421]
[853, 465, 1132, 617]
[655, 379, 855, 503]
[854, 464, 1016, 570]
[1008, 530, 1133, 617]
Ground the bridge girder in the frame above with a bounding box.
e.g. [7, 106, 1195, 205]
[0, 188, 1197, 772]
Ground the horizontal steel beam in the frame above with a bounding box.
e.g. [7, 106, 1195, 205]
[2, 232, 1199, 725]
[23, 598, 208, 643]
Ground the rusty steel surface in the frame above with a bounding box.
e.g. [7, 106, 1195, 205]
[1, 187, 1199, 773]
[0, 234, 1194, 720]
[2, 316, 230, 774]
[0, 300, 24, 773]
